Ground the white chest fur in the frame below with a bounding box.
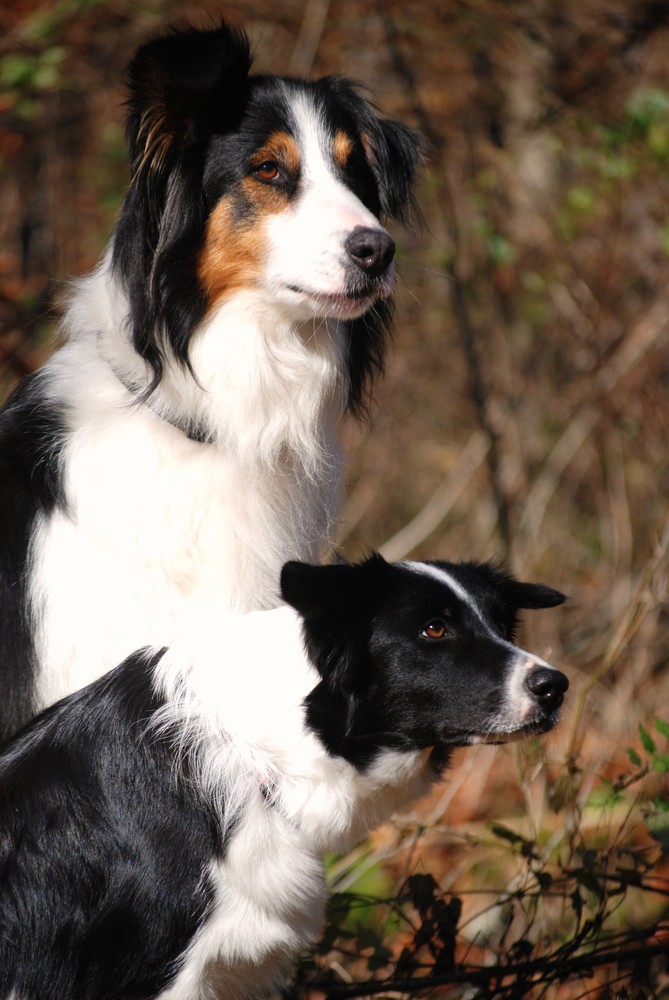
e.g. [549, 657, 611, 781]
[159, 799, 326, 1000]
[30, 275, 346, 707]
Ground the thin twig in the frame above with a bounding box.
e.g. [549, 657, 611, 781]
[379, 431, 488, 560]
[288, 0, 331, 77]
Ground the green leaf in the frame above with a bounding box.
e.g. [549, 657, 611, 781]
[639, 724, 656, 754]
[488, 233, 515, 265]
[652, 754, 669, 773]
[625, 86, 669, 131]
[627, 746, 642, 767]
[654, 718, 669, 739]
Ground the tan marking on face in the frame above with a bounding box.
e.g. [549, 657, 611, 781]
[199, 132, 301, 307]
[332, 130, 354, 171]
[198, 196, 266, 306]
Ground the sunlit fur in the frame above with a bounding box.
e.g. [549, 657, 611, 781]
[0, 21, 421, 739]
[0, 554, 567, 1000]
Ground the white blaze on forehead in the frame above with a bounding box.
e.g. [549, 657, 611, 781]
[286, 87, 380, 228]
[287, 88, 339, 182]
[401, 560, 498, 638]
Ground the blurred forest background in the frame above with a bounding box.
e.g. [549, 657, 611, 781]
[1, 0, 668, 996]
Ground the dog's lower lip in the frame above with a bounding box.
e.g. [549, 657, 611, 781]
[447, 716, 559, 747]
[286, 284, 381, 306]
[477, 718, 558, 744]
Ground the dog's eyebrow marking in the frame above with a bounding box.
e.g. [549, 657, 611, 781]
[401, 561, 494, 634]
[332, 130, 354, 170]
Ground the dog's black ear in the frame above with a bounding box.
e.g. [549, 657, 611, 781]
[113, 22, 253, 391]
[280, 560, 355, 618]
[124, 22, 253, 175]
[362, 117, 423, 223]
[466, 562, 566, 613]
[281, 556, 387, 686]
[506, 581, 566, 611]
[454, 561, 565, 643]
[280, 554, 389, 618]
[283, 558, 386, 754]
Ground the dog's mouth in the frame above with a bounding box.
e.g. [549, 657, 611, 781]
[285, 276, 392, 317]
[437, 713, 561, 751]
[468, 713, 561, 746]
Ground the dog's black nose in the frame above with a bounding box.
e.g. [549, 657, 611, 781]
[525, 667, 569, 711]
[344, 227, 395, 277]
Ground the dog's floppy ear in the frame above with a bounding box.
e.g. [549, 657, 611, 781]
[283, 558, 387, 754]
[281, 556, 387, 687]
[361, 117, 423, 224]
[455, 561, 565, 643]
[505, 581, 566, 611]
[113, 22, 253, 390]
[124, 22, 253, 176]
[279, 560, 353, 620]
[468, 561, 566, 613]
[280, 560, 359, 687]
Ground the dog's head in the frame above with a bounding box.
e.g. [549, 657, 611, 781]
[281, 554, 568, 771]
[112, 21, 422, 409]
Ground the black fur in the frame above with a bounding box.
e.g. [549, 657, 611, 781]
[0, 649, 219, 1000]
[0, 375, 67, 738]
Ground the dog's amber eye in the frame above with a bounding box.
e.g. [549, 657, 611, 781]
[253, 161, 282, 183]
[420, 620, 450, 640]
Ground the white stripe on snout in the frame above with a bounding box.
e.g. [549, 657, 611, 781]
[504, 650, 553, 728]
[264, 86, 391, 315]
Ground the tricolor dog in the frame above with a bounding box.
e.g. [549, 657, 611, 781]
[0, 21, 421, 739]
[0, 555, 567, 1000]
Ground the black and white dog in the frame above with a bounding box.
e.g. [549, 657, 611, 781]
[0, 22, 421, 739]
[0, 555, 567, 1000]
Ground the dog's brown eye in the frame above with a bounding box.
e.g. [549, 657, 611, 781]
[253, 161, 281, 183]
[421, 620, 450, 640]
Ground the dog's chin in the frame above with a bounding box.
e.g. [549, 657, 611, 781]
[469, 714, 561, 746]
[434, 714, 561, 751]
